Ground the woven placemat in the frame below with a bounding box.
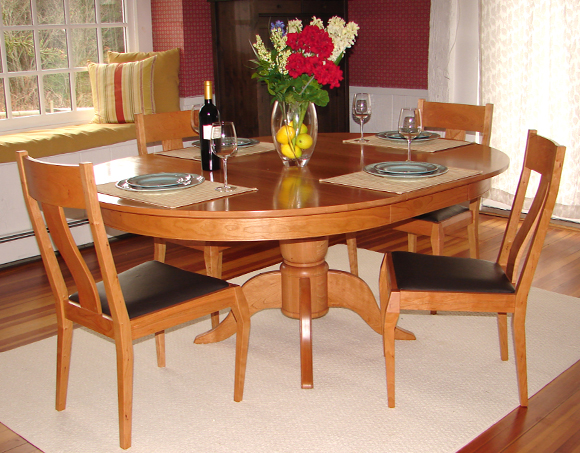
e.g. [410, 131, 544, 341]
[320, 166, 482, 194]
[159, 142, 275, 160]
[97, 180, 257, 208]
[343, 135, 471, 152]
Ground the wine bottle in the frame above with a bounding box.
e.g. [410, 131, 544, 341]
[199, 80, 221, 171]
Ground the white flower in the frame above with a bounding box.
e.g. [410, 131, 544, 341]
[287, 19, 303, 33]
[253, 36, 273, 69]
[271, 27, 287, 52]
[326, 16, 359, 62]
[310, 17, 324, 29]
[276, 48, 291, 75]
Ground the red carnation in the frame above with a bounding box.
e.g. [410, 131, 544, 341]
[287, 26, 334, 60]
[313, 61, 343, 88]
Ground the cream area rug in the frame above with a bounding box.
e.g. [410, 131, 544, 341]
[1, 245, 579, 453]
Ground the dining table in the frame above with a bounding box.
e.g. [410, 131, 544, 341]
[94, 132, 509, 389]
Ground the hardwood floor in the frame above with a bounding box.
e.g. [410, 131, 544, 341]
[1, 214, 580, 452]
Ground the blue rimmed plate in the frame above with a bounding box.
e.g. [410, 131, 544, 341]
[116, 173, 204, 191]
[376, 131, 440, 142]
[364, 162, 448, 179]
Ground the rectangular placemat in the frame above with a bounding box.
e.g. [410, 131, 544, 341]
[320, 167, 482, 194]
[159, 142, 275, 160]
[97, 180, 257, 208]
[343, 135, 471, 153]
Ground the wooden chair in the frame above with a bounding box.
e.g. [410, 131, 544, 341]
[346, 100, 493, 276]
[16, 150, 251, 449]
[135, 111, 229, 327]
[379, 130, 565, 408]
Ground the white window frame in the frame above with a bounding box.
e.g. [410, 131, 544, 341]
[0, 0, 149, 134]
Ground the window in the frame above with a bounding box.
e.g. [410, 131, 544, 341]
[0, 0, 131, 131]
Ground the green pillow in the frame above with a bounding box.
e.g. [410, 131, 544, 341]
[108, 48, 180, 113]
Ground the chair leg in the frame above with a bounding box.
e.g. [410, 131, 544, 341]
[345, 232, 359, 276]
[430, 224, 444, 256]
[153, 237, 167, 262]
[55, 319, 73, 411]
[231, 287, 251, 402]
[407, 233, 418, 252]
[513, 309, 528, 407]
[383, 310, 399, 408]
[115, 331, 134, 449]
[205, 246, 223, 328]
[467, 199, 480, 259]
[155, 331, 166, 367]
[497, 313, 509, 361]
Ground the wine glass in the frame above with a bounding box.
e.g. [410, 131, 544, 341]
[190, 104, 202, 134]
[352, 93, 371, 142]
[398, 108, 423, 161]
[210, 121, 238, 192]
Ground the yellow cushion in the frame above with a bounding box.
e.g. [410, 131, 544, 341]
[108, 48, 180, 113]
[88, 56, 157, 124]
[0, 123, 136, 163]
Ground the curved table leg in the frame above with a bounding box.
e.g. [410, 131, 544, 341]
[299, 278, 313, 389]
[327, 270, 416, 340]
[194, 270, 282, 344]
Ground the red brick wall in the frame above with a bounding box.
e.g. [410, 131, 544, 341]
[150, 0, 430, 97]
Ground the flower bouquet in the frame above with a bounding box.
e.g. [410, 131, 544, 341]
[251, 16, 358, 166]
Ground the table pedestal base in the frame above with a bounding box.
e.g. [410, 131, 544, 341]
[195, 238, 415, 388]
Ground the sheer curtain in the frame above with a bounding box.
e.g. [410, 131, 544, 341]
[480, 0, 580, 220]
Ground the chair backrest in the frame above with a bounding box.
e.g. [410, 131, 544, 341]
[16, 151, 129, 334]
[498, 130, 565, 297]
[135, 110, 198, 156]
[418, 99, 494, 145]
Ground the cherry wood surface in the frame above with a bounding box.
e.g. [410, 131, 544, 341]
[1, 216, 580, 452]
[93, 133, 509, 388]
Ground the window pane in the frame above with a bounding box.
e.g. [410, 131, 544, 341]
[1, 0, 32, 26]
[0, 80, 6, 119]
[70, 0, 96, 24]
[37, 0, 65, 25]
[75, 70, 92, 108]
[10, 75, 39, 117]
[44, 72, 71, 112]
[40, 29, 68, 69]
[4, 30, 36, 72]
[102, 26, 125, 56]
[100, 0, 123, 23]
[72, 28, 97, 66]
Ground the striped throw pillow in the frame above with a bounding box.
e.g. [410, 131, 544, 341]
[88, 56, 157, 124]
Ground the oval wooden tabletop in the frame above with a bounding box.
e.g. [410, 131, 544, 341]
[96, 132, 509, 242]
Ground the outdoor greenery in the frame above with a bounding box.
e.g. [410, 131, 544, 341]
[0, 0, 126, 119]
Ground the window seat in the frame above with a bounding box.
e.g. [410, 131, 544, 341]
[0, 123, 136, 164]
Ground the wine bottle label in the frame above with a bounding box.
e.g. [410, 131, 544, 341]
[203, 124, 213, 138]
[211, 126, 222, 139]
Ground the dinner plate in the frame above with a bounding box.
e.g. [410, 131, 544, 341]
[116, 173, 204, 191]
[376, 131, 440, 142]
[126, 173, 195, 189]
[192, 138, 259, 148]
[373, 161, 439, 176]
[364, 162, 448, 179]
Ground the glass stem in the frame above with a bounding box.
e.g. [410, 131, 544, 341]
[223, 158, 229, 187]
[360, 121, 364, 141]
[407, 139, 412, 161]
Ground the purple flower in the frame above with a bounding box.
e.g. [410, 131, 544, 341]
[271, 20, 286, 35]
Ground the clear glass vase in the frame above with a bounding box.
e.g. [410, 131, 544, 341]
[271, 100, 318, 167]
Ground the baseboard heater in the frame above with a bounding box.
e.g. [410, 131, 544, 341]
[0, 219, 89, 244]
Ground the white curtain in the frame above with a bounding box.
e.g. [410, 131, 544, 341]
[480, 0, 580, 219]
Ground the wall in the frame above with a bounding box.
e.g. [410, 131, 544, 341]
[348, 0, 430, 89]
[151, 0, 431, 96]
